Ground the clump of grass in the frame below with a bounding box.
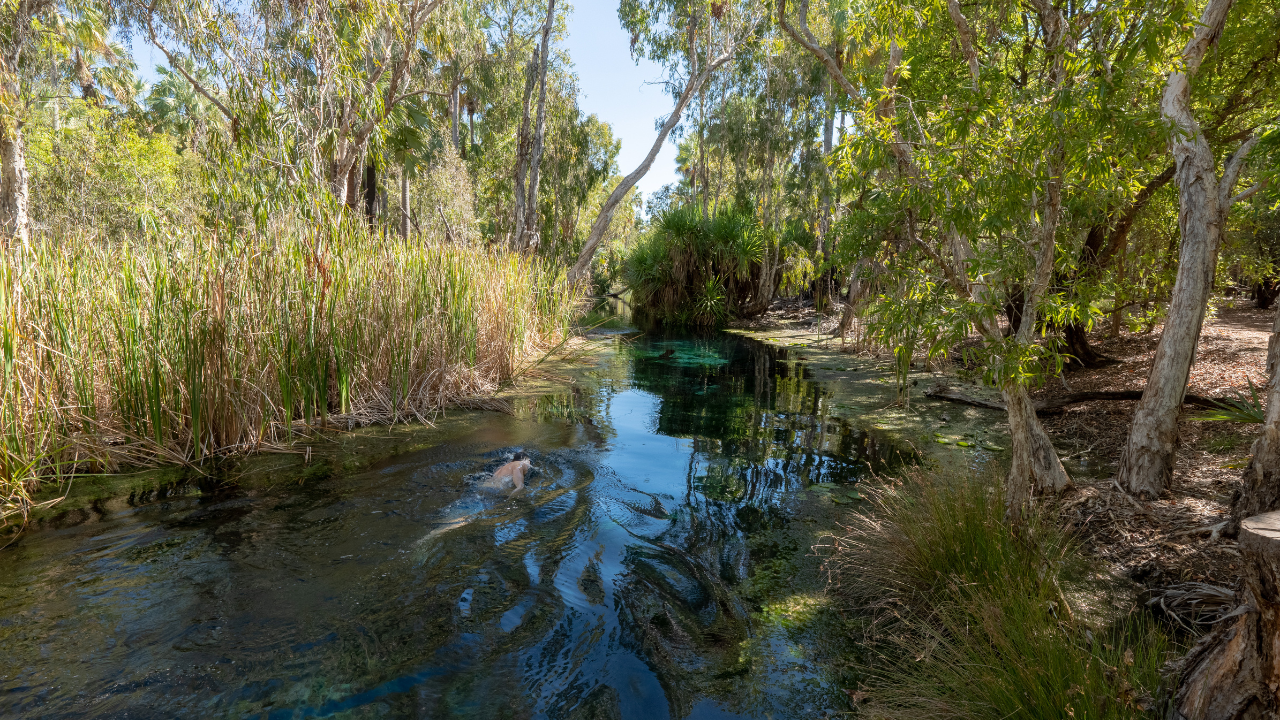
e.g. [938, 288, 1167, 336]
[827, 469, 1172, 719]
[1, 223, 577, 499]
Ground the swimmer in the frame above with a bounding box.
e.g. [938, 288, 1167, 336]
[416, 452, 534, 547]
[489, 451, 532, 491]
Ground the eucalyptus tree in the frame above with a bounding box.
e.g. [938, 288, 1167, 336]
[1118, 0, 1280, 499]
[783, 0, 1181, 517]
[142, 0, 448, 219]
[568, 0, 765, 286]
[512, 0, 556, 252]
[3, 0, 135, 244]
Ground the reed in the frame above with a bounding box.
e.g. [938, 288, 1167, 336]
[0, 226, 577, 519]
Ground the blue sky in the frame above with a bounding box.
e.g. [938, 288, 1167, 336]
[126, 3, 681, 201]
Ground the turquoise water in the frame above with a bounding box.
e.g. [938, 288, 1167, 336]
[0, 333, 904, 718]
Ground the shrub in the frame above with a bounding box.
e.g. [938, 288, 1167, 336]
[625, 205, 766, 325]
[827, 469, 1172, 719]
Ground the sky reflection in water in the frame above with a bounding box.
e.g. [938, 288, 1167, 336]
[0, 333, 905, 719]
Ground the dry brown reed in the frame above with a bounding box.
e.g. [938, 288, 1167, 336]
[0, 224, 577, 522]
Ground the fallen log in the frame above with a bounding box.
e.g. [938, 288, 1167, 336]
[1167, 510, 1280, 719]
[924, 385, 1220, 415]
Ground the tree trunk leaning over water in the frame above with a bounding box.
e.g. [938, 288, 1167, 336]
[567, 45, 739, 287]
[1118, 0, 1252, 499]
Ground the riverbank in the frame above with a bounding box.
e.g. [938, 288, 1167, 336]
[729, 299, 1268, 592]
[726, 300, 1279, 715]
[1, 230, 577, 528]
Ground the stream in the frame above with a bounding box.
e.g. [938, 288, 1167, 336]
[0, 331, 910, 719]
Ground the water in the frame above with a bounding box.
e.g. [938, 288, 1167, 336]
[0, 332, 906, 719]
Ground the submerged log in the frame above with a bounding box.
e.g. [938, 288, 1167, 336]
[1168, 511, 1280, 719]
[924, 385, 1220, 415]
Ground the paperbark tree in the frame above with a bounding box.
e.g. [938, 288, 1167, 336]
[779, 0, 1082, 519]
[568, 1, 758, 286]
[0, 0, 55, 247]
[513, 0, 555, 253]
[1118, 0, 1259, 498]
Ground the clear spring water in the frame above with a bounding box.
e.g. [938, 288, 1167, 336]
[0, 332, 906, 719]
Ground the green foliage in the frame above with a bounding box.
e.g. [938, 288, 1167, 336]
[27, 101, 201, 238]
[830, 469, 1172, 719]
[625, 205, 765, 325]
[1194, 380, 1267, 423]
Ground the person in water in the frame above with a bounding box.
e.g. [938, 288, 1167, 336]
[417, 452, 534, 545]
[489, 451, 532, 491]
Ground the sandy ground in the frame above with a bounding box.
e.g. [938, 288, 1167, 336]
[1036, 305, 1272, 592]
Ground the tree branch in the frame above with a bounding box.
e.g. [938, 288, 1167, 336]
[775, 0, 858, 99]
[946, 0, 981, 82]
[145, 7, 234, 123]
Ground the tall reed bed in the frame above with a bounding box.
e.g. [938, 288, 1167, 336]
[1, 228, 577, 518]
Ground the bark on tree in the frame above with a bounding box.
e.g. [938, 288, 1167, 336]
[1004, 384, 1072, 514]
[567, 45, 739, 286]
[1231, 308, 1280, 533]
[0, 120, 29, 247]
[1168, 510, 1280, 719]
[519, 0, 556, 254]
[511, 50, 537, 250]
[1119, 0, 1250, 498]
[399, 161, 411, 238]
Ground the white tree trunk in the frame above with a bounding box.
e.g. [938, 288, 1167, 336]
[1003, 384, 1072, 521]
[1119, 0, 1241, 498]
[567, 48, 737, 286]
[520, 0, 556, 253]
[1, 120, 31, 247]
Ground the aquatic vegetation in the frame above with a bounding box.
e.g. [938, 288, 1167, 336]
[827, 469, 1172, 719]
[0, 226, 578, 506]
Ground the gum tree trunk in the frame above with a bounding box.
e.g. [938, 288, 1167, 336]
[519, 0, 556, 254]
[1119, 0, 1245, 498]
[1004, 384, 1072, 515]
[1169, 510, 1280, 718]
[0, 119, 30, 247]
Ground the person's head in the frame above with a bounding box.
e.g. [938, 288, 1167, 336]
[512, 451, 528, 461]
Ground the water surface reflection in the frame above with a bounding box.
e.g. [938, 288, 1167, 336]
[0, 333, 904, 718]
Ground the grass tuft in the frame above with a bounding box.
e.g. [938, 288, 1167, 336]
[826, 469, 1172, 719]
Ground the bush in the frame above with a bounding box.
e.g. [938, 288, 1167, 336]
[624, 205, 768, 325]
[827, 469, 1172, 719]
[27, 101, 202, 239]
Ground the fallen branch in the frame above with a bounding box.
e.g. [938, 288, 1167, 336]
[925, 385, 1221, 414]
